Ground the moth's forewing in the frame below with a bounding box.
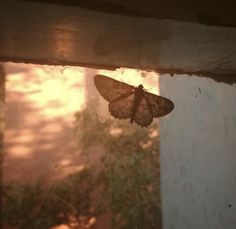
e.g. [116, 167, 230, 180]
[144, 92, 174, 117]
[94, 75, 134, 102]
[133, 96, 153, 127]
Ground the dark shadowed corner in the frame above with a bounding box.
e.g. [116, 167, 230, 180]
[0, 64, 6, 229]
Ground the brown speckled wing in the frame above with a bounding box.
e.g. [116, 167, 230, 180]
[94, 74, 134, 102]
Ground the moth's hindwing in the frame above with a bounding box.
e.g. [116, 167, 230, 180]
[145, 92, 174, 117]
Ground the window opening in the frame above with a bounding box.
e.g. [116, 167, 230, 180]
[2, 62, 162, 229]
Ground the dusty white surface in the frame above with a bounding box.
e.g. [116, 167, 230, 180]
[160, 75, 236, 229]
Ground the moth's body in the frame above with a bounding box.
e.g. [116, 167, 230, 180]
[130, 84, 145, 124]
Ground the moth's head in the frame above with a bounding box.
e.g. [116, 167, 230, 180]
[138, 84, 144, 89]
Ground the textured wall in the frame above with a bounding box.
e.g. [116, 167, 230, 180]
[159, 74, 236, 229]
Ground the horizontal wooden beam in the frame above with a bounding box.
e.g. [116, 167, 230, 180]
[0, 0, 236, 83]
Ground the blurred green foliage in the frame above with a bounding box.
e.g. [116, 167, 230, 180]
[75, 107, 162, 229]
[3, 106, 161, 229]
[3, 169, 100, 229]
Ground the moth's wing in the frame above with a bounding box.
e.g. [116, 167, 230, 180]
[144, 92, 174, 117]
[108, 93, 135, 119]
[94, 74, 134, 102]
[133, 96, 153, 127]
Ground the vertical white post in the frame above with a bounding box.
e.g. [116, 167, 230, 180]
[160, 74, 236, 229]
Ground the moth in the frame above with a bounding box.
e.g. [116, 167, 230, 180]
[94, 74, 174, 127]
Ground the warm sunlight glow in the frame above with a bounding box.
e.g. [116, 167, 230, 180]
[13, 134, 34, 143]
[51, 225, 70, 229]
[59, 159, 72, 166]
[4, 63, 160, 183]
[51, 163, 87, 181]
[6, 63, 87, 120]
[148, 128, 159, 138]
[8, 145, 32, 158]
[109, 127, 123, 137]
[3, 62, 161, 229]
[139, 140, 152, 149]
